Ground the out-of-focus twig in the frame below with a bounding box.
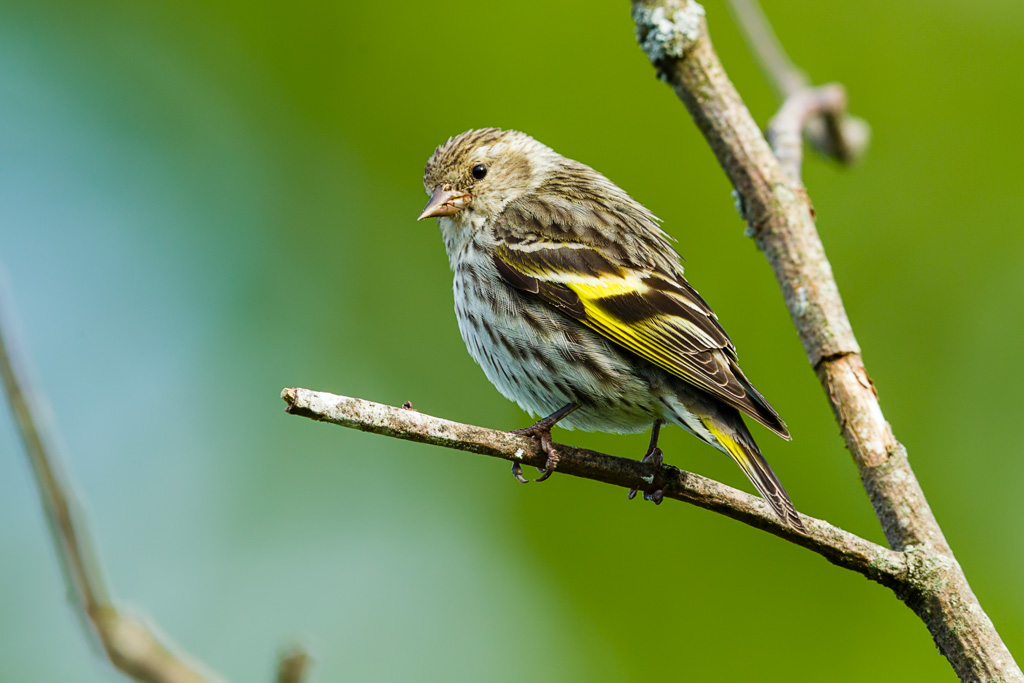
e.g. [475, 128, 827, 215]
[0, 283, 221, 683]
[276, 646, 313, 683]
[726, 0, 869, 170]
[766, 83, 849, 182]
[725, 0, 804, 96]
[631, 1, 1021, 680]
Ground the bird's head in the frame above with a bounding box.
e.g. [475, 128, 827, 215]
[419, 128, 552, 222]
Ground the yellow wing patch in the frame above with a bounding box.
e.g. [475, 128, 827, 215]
[567, 274, 649, 299]
[563, 279, 719, 389]
[492, 244, 787, 436]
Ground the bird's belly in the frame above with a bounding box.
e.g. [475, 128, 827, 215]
[453, 269, 658, 433]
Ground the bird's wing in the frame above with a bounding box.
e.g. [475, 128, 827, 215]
[491, 218, 789, 439]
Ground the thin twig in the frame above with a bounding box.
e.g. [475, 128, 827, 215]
[725, 0, 805, 96]
[275, 646, 312, 683]
[281, 388, 906, 586]
[631, 1, 1021, 680]
[0, 283, 221, 683]
[726, 0, 869, 166]
[766, 84, 848, 182]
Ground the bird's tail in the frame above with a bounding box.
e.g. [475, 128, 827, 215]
[700, 417, 805, 531]
[663, 395, 805, 530]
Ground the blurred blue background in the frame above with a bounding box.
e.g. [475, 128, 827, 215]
[1, 0, 1021, 680]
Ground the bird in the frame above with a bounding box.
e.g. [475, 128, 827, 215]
[418, 128, 805, 531]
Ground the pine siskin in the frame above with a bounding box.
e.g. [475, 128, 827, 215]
[419, 128, 804, 531]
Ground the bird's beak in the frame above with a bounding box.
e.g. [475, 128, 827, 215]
[418, 185, 471, 220]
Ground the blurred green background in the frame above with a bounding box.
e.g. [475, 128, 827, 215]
[1, 0, 1021, 680]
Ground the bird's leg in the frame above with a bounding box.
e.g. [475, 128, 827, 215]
[628, 421, 665, 504]
[510, 402, 579, 483]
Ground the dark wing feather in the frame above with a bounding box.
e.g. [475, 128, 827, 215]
[491, 197, 789, 439]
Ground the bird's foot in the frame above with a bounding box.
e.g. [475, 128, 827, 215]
[510, 423, 560, 483]
[628, 447, 664, 504]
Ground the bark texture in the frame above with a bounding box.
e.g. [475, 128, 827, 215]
[631, 1, 1020, 680]
[282, 387, 906, 586]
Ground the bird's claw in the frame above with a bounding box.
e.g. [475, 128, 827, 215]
[533, 450, 559, 482]
[628, 447, 664, 502]
[511, 461, 530, 483]
[510, 425, 559, 483]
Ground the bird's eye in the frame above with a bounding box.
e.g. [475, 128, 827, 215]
[471, 164, 488, 180]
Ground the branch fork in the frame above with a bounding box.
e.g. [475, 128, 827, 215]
[289, 2, 1020, 680]
[627, 0, 1020, 680]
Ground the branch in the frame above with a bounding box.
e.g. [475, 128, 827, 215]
[275, 646, 312, 683]
[725, 0, 870, 169]
[0, 303, 218, 681]
[766, 83, 850, 183]
[724, 0, 804, 96]
[0, 285, 222, 682]
[0, 282, 315, 682]
[631, 1, 1020, 681]
[282, 388, 905, 587]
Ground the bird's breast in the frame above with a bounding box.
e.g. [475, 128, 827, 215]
[449, 242, 658, 433]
